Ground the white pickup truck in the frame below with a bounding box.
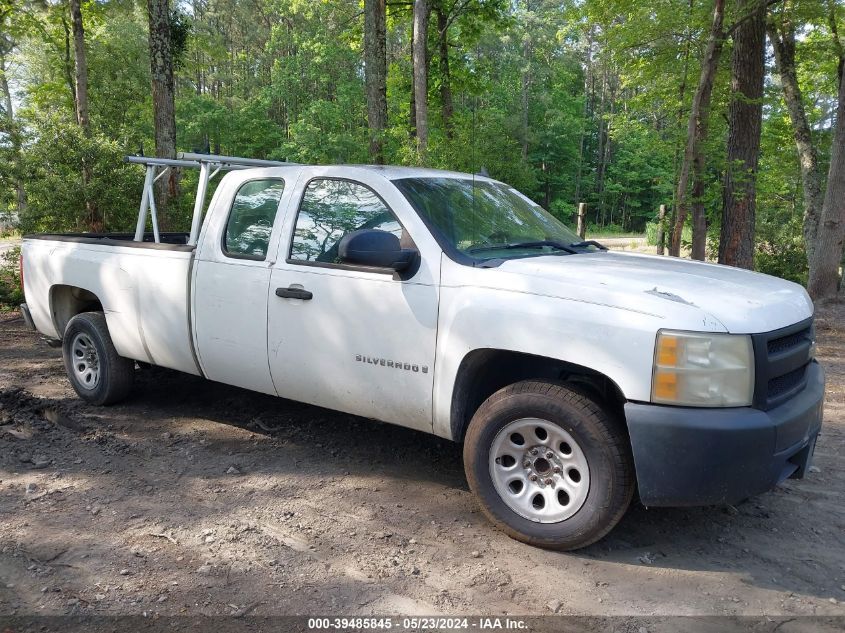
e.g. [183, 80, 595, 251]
[19, 154, 824, 550]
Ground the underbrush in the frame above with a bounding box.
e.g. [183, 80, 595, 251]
[0, 245, 23, 310]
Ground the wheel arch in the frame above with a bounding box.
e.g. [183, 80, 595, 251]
[49, 284, 104, 337]
[449, 348, 628, 443]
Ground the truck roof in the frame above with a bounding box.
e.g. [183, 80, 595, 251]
[347, 165, 493, 181]
[227, 164, 495, 182]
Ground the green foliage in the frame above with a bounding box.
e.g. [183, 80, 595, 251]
[588, 223, 627, 236]
[755, 236, 808, 286]
[169, 9, 191, 66]
[0, 245, 23, 310]
[0, 0, 838, 284]
[18, 111, 142, 233]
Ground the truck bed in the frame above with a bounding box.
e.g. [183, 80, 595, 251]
[21, 232, 201, 376]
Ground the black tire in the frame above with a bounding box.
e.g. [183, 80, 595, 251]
[463, 380, 634, 550]
[62, 312, 135, 406]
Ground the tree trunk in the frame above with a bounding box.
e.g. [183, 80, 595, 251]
[595, 67, 609, 222]
[436, 7, 453, 138]
[0, 58, 13, 133]
[806, 16, 845, 298]
[69, 0, 101, 232]
[768, 21, 824, 267]
[690, 153, 708, 260]
[669, 0, 725, 257]
[656, 204, 667, 255]
[407, 14, 416, 140]
[147, 0, 179, 229]
[669, 1, 694, 246]
[719, 0, 765, 269]
[520, 0, 532, 161]
[574, 28, 593, 209]
[364, 0, 387, 163]
[0, 53, 25, 218]
[412, 0, 429, 161]
[69, 0, 89, 132]
[61, 17, 76, 109]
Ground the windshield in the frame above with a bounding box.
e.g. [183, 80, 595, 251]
[392, 177, 591, 262]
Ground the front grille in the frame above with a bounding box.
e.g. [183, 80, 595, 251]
[752, 317, 814, 411]
[768, 328, 811, 355]
[767, 365, 807, 399]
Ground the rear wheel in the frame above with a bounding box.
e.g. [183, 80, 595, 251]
[62, 312, 134, 405]
[463, 380, 634, 550]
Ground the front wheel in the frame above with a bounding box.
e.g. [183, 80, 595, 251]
[463, 380, 634, 550]
[62, 312, 135, 406]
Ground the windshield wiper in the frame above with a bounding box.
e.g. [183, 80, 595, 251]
[568, 239, 608, 251]
[467, 240, 579, 255]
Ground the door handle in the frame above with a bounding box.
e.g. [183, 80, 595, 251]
[275, 286, 313, 300]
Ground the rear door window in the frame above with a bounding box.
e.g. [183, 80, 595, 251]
[223, 179, 286, 260]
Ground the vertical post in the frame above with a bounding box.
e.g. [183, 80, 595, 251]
[148, 190, 161, 243]
[134, 165, 155, 241]
[576, 202, 587, 239]
[656, 204, 666, 255]
[188, 161, 210, 246]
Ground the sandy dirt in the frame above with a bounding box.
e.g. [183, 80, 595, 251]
[592, 235, 696, 258]
[0, 238, 19, 256]
[0, 301, 844, 622]
[589, 236, 652, 253]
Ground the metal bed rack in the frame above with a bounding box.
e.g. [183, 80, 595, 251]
[125, 153, 297, 246]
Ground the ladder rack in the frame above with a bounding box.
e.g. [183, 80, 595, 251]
[125, 153, 297, 246]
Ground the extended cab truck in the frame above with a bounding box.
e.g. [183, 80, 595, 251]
[20, 154, 825, 550]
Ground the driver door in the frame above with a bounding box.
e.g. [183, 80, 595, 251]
[267, 173, 440, 432]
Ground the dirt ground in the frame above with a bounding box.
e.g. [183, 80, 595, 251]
[0, 301, 844, 624]
[588, 235, 653, 254]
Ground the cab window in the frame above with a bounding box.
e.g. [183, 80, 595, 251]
[289, 178, 403, 264]
[223, 179, 285, 259]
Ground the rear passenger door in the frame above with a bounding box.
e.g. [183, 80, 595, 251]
[193, 172, 299, 394]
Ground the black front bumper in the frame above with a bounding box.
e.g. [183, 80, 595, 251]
[625, 361, 824, 507]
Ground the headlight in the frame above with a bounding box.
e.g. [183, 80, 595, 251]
[652, 330, 754, 407]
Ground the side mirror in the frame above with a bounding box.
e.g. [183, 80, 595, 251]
[339, 229, 418, 271]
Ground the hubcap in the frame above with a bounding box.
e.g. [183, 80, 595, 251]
[70, 333, 100, 390]
[490, 418, 590, 523]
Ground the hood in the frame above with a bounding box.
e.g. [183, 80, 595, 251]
[496, 251, 813, 333]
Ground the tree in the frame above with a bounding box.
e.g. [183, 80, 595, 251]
[719, 0, 766, 269]
[69, 0, 101, 231]
[412, 0, 429, 161]
[768, 13, 823, 266]
[806, 1, 845, 298]
[435, 4, 453, 137]
[0, 0, 835, 294]
[147, 0, 178, 227]
[69, 0, 89, 132]
[669, 0, 725, 258]
[520, 0, 532, 161]
[364, 0, 387, 163]
[0, 26, 25, 219]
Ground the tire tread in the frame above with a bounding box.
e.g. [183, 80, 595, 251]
[464, 380, 635, 550]
[62, 312, 134, 406]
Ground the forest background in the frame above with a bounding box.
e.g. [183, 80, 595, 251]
[1, 0, 844, 306]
